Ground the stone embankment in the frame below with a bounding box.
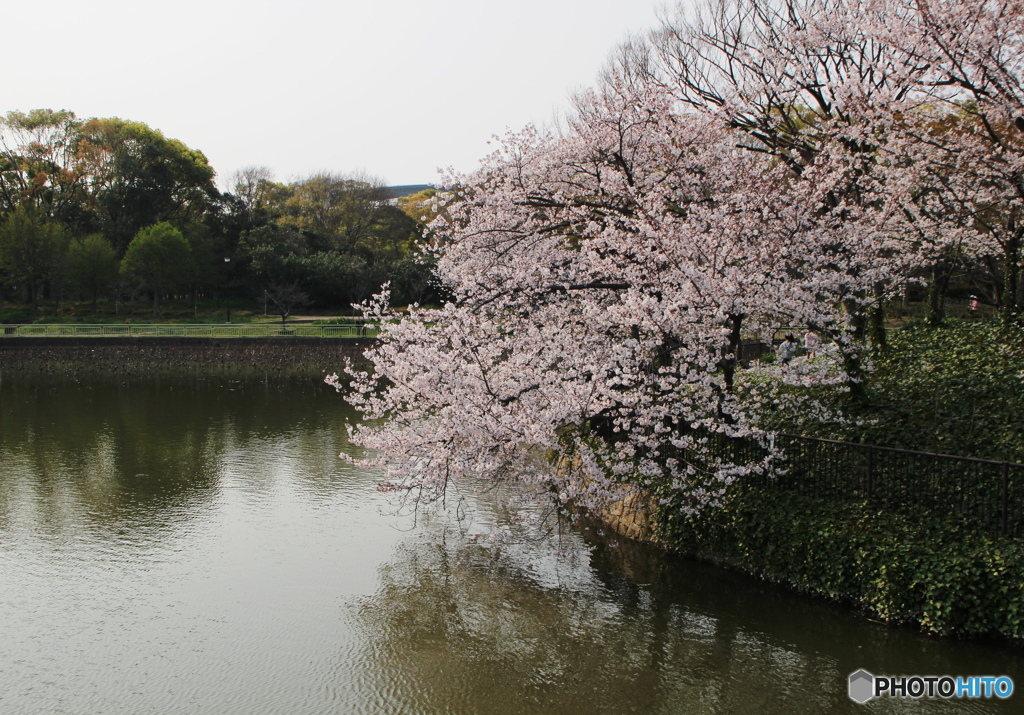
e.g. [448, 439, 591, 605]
[0, 337, 372, 379]
[557, 452, 660, 544]
[597, 488, 658, 543]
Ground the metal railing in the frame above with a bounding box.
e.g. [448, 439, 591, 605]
[0, 323, 380, 338]
[709, 433, 1024, 537]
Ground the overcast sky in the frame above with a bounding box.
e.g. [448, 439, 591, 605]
[4, 0, 672, 189]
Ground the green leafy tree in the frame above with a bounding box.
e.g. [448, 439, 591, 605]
[388, 254, 441, 307]
[237, 223, 311, 313]
[120, 222, 194, 314]
[65, 234, 118, 310]
[358, 205, 421, 266]
[0, 206, 70, 307]
[180, 220, 227, 299]
[75, 118, 219, 252]
[299, 251, 370, 306]
[278, 172, 391, 253]
[228, 166, 288, 229]
[237, 224, 309, 285]
[0, 109, 86, 223]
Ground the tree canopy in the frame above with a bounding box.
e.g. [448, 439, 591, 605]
[65, 233, 118, 310]
[0, 206, 70, 308]
[333, 0, 1024, 524]
[120, 222, 194, 314]
[74, 118, 219, 252]
[0, 116, 439, 313]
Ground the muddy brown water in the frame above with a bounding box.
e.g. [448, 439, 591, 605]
[1, 375, 1020, 714]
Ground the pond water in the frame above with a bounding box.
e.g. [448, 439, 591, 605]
[0, 376, 1020, 714]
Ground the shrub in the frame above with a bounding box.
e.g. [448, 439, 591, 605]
[657, 486, 1024, 639]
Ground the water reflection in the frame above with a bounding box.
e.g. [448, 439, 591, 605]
[0, 377, 1020, 714]
[0, 377, 350, 535]
[343, 509, 1022, 714]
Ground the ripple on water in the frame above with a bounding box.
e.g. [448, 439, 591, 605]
[1, 379, 1021, 714]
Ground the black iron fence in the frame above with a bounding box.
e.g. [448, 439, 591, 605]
[739, 339, 774, 363]
[707, 433, 1024, 537]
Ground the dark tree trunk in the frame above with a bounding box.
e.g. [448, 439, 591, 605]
[722, 313, 743, 393]
[870, 282, 888, 351]
[1002, 231, 1021, 328]
[927, 260, 952, 327]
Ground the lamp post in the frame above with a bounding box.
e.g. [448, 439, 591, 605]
[224, 257, 231, 323]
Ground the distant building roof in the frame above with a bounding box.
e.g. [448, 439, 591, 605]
[384, 184, 434, 199]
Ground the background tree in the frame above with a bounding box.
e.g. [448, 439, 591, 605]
[398, 188, 440, 226]
[263, 282, 310, 325]
[387, 254, 442, 307]
[180, 219, 229, 309]
[0, 206, 70, 308]
[237, 223, 310, 289]
[227, 165, 286, 232]
[278, 172, 391, 253]
[120, 222, 194, 314]
[0, 106, 444, 313]
[74, 118, 219, 253]
[301, 251, 375, 307]
[357, 204, 421, 267]
[0, 109, 86, 223]
[65, 234, 118, 310]
[236, 176, 434, 309]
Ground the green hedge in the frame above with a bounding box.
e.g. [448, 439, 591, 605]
[657, 486, 1024, 639]
[762, 319, 1024, 462]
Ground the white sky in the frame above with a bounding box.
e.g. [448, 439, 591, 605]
[4, 0, 672, 190]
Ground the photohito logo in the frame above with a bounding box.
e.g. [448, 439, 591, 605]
[848, 670, 1014, 703]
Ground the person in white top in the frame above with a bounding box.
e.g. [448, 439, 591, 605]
[804, 329, 820, 357]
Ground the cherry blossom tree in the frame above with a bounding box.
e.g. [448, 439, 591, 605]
[330, 81, 885, 520]
[884, 0, 1024, 321]
[328, 0, 1024, 525]
[646, 0, 1024, 323]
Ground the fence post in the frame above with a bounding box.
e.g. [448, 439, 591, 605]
[1003, 462, 1010, 537]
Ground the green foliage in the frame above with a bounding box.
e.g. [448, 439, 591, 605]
[277, 173, 391, 253]
[298, 251, 370, 306]
[388, 254, 441, 307]
[65, 234, 118, 308]
[657, 486, 1024, 639]
[180, 221, 227, 296]
[766, 320, 1024, 462]
[0, 108, 439, 313]
[397, 188, 439, 225]
[238, 224, 309, 284]
[237, 213, 439, 310]
[228, 166, 286, 230]
[0, 205, 70, 306]
[75, 117, 218, 252]
[0, 109, 84, 221]
[121, 222, 193, 313]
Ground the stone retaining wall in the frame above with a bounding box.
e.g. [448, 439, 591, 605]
[597, 487, 659, 544]
[0, 339, 372, 378]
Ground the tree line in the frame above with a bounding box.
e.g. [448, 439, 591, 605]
[0, 109, 441, 317]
